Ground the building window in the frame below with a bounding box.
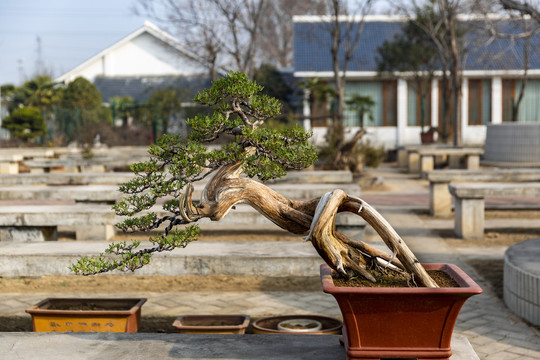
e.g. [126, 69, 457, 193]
[502, 79, 515, 122]
[382, 80, 397, 126]
[407, 82, 431, 127]
[468, 79, 491, 125]
[344, 80, 397, 127]
[503, 79, 540, 123]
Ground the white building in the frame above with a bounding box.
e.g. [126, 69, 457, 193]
[294, 15, 540, 150]
[55, 21, 207, 84]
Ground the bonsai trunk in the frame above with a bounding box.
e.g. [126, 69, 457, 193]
[332, 128, 367, 172]
[180, 162, 438, 288]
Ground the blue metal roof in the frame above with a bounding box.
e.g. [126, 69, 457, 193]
[294, 19, 540, 73]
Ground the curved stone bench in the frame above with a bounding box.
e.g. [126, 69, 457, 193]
[504, 238, 540, 327]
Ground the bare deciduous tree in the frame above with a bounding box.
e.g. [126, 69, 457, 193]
[135, 0, 329, 79]
[474, 0, 540, 121]
[404, 0, 466, 146]
[300, 0, 373, 170]
[135, 0, 271, 79]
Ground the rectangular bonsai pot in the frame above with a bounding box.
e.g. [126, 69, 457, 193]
[172, 315, 250, 334]
[26, 298, 147, 333]
[320, 263, 482, 360]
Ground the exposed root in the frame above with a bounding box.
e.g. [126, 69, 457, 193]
[304, 190, 376, 282]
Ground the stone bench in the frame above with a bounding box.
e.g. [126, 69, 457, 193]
[424, 169, 540, 216]
[409, 147, 483, 174]
[0, 170, 353, 186]
[0, 239, 324, 277]
[0, 185, 120, 204]
[0, 183, 360, 205]
[265, 170, 353, 184]
[396, 145, 454, 169]
[0, 204, 117, 241]
[0, 172, 134, 185]
[0, 148, 55, 158]
[448, 182, 540, 239]
[0, 203, 366, 242]
[0, 154, 23, 174]
[0, 148, 57, 174]
[23, 158, 126, 173]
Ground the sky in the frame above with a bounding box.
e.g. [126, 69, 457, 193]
[0, 0, 394, 87]
[0, 0, 148, 86]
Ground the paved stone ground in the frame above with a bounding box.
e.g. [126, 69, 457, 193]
[1, 164, 540, 359]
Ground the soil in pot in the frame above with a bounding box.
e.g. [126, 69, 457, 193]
[332, 269, 459, 288]
[44, 300, 136, 311]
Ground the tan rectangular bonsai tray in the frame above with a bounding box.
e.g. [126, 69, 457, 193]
[26, 298, 147, 333]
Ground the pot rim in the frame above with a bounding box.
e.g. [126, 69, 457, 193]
[252, 314, 343, 334]
[320, 263, 483, 295]
[172, 314, 250, 330]
[25, 297, 147, 316]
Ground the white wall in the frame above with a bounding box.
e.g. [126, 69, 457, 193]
[307, 75, 490, 150]
[310, 125, 486, 150]
[59, 32, 205, 83]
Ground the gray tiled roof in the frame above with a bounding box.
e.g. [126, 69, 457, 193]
[294, 18, 540, 73]
[94, 75, 212, 103]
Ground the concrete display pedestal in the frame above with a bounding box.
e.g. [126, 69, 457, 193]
[504, 238, 540, 327]
[0, 333, 480, 360]
[483, 123, 540, 167]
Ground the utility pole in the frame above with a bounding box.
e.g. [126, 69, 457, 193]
[17, 59, 25, 84]
[36, 36, 45, 76]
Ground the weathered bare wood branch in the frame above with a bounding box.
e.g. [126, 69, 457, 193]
[176, 162, 437, 288]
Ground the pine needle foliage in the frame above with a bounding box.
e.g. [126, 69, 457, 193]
[71, 72, 317, 275]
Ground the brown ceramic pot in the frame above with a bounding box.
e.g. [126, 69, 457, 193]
[172, 315, 250, 334]
[320, 263, 482, 360]
[421, 130, 435, 144]
[252, 314, 342, 335]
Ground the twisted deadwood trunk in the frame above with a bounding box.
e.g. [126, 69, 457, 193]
[180, 162, 438, 288]
[333, 128, 367, 171]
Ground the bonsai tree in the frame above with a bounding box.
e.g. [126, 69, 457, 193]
[71, 72, 437, 288]
[2, 106, 47, 142]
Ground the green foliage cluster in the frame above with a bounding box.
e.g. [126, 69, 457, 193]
[345, 94, 375, 128]
[71, 72, 317, 275]
[1, 76, 61, 142]
[376, 19, 438, 75]
[376, 17, 439, 131]
[70, 225, 200, 275]
[1, 75, 112, 144]
[253, 64, 295, 112]
[1, 107, 46, 141]
[356, 140, 386, 169]
[61, 77, 103, 109]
